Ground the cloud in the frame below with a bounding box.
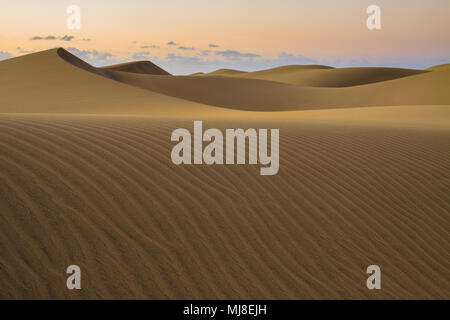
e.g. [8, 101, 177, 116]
[216, 50, 260, 59]
[0, 51, 13, 61]
[66, 47, 122, 66]
[30, 35, 75, 41]
[275, 52, 316, 65]
[165, 53, 202, 64]
[60, 35, 75, 41]
[167, 41, 178, 46]
[132, 51, 151, 60]
[208, 44, 219, 48]
[16, 47, 34, 54]
[140, 45, 160, 49]
[197, 50, 210, 57]
[177, 46, 196, 51]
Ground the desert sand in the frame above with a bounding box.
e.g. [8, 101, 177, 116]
[0, 48, 449, 299]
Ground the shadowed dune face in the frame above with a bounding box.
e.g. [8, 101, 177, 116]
[0, 114, 449, 299]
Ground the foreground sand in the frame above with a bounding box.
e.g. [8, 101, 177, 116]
[0, 114, 448, 299]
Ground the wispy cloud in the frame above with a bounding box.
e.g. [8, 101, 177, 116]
[177, 46, 196, 51]
[60, 35, 75, 41]
[165, 53, 202, 64]
[66, 47, 123, 66]
[16, 47, 34, 54]
[216, 50, 260, 59]
[197, 50, 210, 57]
[30, 35, 76, 42]
[0, 51, 13, 61]
[208, 44, 219, 48]
[132, 51, 152, 60]
[140, 45, 160, 49]
[167, 41, 178, 46]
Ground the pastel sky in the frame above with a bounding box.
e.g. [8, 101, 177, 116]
[1, 0, 449, 74]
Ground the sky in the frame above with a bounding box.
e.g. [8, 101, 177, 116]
[1, 0, 449, 74]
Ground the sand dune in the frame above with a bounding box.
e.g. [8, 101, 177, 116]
[233, 67, 427, 87]
[101, 61, 171, 75]
[0, 48, 218, 115]
[0, 114, 448, 299]
[199, 65, 334, 78]
[198, 65, 424, 87]
[203, 68, 248, 76]
[1, 49, 449, 113]
[106, 67, 450, 110]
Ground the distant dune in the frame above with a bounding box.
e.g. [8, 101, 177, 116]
[198, 65, 425, 87]
[204, 68, 248, 76]
[231, 66, 427, 87]
[0, 48, 449, 299]
[199, 65, 334, 78]
[106, 67, 450, 110]
[101, 61, 171, 75]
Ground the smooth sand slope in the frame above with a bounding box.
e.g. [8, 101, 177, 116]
[0, 49, 449, 299]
